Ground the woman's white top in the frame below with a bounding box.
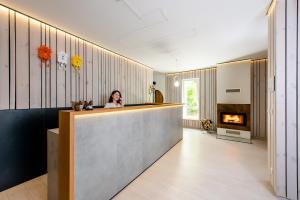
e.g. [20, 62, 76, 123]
[104, 102, 124, 108]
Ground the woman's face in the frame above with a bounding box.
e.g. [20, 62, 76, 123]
[112, 92, 120, 101]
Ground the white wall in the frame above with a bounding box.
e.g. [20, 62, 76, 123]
[153, 71, 166, 98]
[217, 60, 252, 104]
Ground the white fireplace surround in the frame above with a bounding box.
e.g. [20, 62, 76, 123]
[216, 60, 252, 142]
[217, 60, 251, 104]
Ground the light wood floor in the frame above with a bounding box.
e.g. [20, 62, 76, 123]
[0, 129, 276, 200]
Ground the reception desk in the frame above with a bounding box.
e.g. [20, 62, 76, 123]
[48, 104, 183, 200]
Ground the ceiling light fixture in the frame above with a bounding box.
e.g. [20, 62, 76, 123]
[174, 78, 180, 87]
[174, 58, 180, 87]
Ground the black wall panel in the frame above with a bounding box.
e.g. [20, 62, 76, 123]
[0, 104, 146, 191]
[0, 108, 63, 191]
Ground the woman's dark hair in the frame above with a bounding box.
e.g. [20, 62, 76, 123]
[109, 90, 122, 104]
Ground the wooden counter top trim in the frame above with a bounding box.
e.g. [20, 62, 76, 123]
[58, 103, 182, 200]
[60, 103, 183, 116]
[59, 111, 74, 200]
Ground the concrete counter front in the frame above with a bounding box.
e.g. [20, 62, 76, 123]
[52, 104, 183, 200]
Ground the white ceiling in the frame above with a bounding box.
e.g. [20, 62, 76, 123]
[0, 0, 271, 72]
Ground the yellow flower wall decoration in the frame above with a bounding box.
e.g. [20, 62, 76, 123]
[71, 55, 81, 70]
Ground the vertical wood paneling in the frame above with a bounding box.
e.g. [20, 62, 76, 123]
[29, 19, 41, 108]
[144, 67, 146, 102]
[92, 46, 99, 105]
[40, 23, 46, 108]
[65, 34, 71, 107]
[131, 61, 135, 103]
[99, 49, 104, 105]
[86, 43, 93, 101]
[83, 42, 86, 100]
[56, 30, 65, 107]
[125, 59, 129, 103]
[103, 50, 107, 104]
[101, 50, 106, 104]
[274, 0, 287, 196]
[139, 65, 143, 103]
[118, 57, 122, 98]
[298, 1, 300, 197]
[286, 0, 298, 198]
[137, 64, 140, 103]
[75, 38, 79, 101]
[113, 55, 116, 91]
[251, 60, 267, 138]
[268, 0, 300, 198]
[253, 62, 257, 135]
[78, 39, 84, 101]
[127, 60, 131, 103]
[200, 71, 205, 120]
[50, 27, 57, 107]
[119, 57, 122, 93]
[0, 5, 153, 110]
[259, 61, 266, 138]
[102, 51, 106, 103]
[121, 58, 125, 102]
[45, 25, 51, 108]
[9, 10, 16, 109]
[15, 13, 29, 109]
[104, 51, 109, 102]
[133, 63, 137, 103]
[97, 48, 101, 105]
[70, 36, 76, 102]
[0, 7, 10, 110]
[116, 56, 119, 93]
[108, 52, 112, 101]
[268, 4, 276, 189]
[129, 61, 132, 103]
[132, 62, 135, 103]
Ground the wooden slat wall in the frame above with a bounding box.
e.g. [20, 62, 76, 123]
[165, 68, 217, 129]
[0, 6, 153, 110]
[15, 13, 29, 109]
[268, 0, 300, 199]
[267, 0, 276, 190]
[0, 6, 9, 110]
[251, 60, 267, 138]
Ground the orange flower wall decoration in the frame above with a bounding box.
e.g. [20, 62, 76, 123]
[38, 45, 52, 63]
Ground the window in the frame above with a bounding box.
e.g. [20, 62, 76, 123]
[182, 78, 200, 120]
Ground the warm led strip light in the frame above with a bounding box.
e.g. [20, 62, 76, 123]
[74, 105, 183, 118]
[167, 58, 267, 75]
[166, 66, 216, 76]
[266, 0, 276, 16]
[0, 4, 153, 71]
[217, 59, 253, 65]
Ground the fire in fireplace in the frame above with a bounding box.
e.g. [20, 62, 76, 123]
[217, 104, 250, 131]
[220, 112, 247, 126]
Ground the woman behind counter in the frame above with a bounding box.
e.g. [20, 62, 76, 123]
[104, 90, 125, 108]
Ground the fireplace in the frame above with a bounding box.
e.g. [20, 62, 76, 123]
[217, 104, 251, 131]
[216, 62, 252, 143]
[220, 112, 247, 126]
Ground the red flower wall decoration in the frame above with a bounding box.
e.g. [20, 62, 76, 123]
[38, 45, 51, 63]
